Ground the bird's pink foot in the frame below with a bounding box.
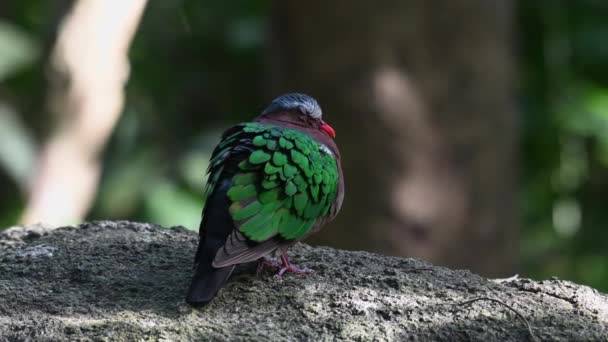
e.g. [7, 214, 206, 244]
[277, 264, 310, 277]
[275, 254, 311, 277]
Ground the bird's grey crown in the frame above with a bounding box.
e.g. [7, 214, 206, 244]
[261, 93, 322, 119]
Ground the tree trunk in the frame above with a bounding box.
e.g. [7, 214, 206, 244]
[269, 1, 517, 277]
[21, 0, 147, 226]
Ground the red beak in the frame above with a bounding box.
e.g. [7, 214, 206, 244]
[320, 120, 336, 138]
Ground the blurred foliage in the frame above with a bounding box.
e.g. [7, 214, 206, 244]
[0, 0, 607, 291]
[520, 0, 608, 291]
[93, 0, 270, 229]
[0, 20, 38, 81]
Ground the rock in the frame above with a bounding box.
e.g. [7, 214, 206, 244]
[0, 221, 606, 341]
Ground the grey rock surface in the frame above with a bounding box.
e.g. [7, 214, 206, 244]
[0, 221, 606, 341]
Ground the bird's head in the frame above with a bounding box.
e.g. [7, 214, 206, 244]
[260, 93, 336, 138]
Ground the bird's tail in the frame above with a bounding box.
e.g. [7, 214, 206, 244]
[186, 260, 235, 306]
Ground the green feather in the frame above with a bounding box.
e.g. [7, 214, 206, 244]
[285, 181, 297, 196]
[292, 220, 313, 239]
[238, 160, 256, 171]
[262, 179, 279, 189]
[250, 221, 276, 241]
[260, 200, 283, 214]
[279, 137, 294, 149]
[283, 196, 293, 209]
[322, 170, 331, 184]
[293, 174, 308, 191]
[266, 140, 277, 150]
[301, 164, 313, 178]
[279, 169, 289, 181]
[233, 172, 256, 185]
[264, 163, 281, 174]
[230, 201, 263, 220]
[295, 138, 311, 154]
[283, 164, 298, 179]
[282, 218, 312, 240]
[259, 188, 281, 204]
[228, 184, 256, 201]
[240, 213, 274, 240]
[274, 208, 290, 227]
[310, 184, 320, 201]
[304, 199, 324, 218]
[240, 201, 284, 241]
[293, 192, 308, 215]
[252, 135, 267, 147]
[273, 151, 288, 166]
[291, 149, 309, 168]
[249, 150, 271, 164]
[270, 128, 282, 137]
[243, 123, 264, 133]
[279, 215, 302, 237]
[211, 122, 339, 243]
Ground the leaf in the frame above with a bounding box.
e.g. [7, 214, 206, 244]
[0, 105, 36, 186]
[0, 21, 39, 81]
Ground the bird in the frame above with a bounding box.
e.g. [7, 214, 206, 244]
[186, 93, 344, 306]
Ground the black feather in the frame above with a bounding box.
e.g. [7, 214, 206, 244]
[186, 178, 236, 306]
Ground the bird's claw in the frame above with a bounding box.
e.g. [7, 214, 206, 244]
[258, 254, 312, 278]
[276, 264, 311, 277]
[274, 253, 312, 278]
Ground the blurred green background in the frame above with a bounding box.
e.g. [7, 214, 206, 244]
[1, 1, 607, 291]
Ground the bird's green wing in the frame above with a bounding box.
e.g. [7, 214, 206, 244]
[224, 122, 339, 242]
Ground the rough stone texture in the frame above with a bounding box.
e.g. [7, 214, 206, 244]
[0, 221, 606, 341]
